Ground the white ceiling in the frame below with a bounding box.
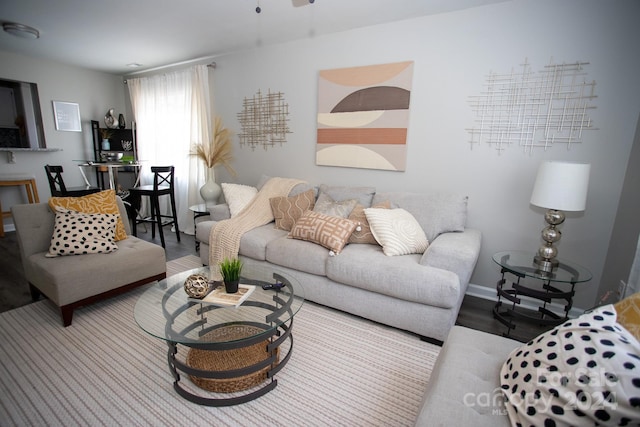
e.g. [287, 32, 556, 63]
[0, 0, 507, 75]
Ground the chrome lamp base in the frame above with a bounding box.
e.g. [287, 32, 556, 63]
[533, 209, 565, 273]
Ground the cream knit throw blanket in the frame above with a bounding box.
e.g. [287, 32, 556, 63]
[208, 177, 305, 279]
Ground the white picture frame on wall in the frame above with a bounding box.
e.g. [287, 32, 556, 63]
[52, 101, 81, 132]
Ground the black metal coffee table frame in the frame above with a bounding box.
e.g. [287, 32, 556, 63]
[137, 271, 299, 407]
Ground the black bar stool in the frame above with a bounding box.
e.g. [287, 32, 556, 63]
[44, 165, 101, 197]
[129, 166, 180, 248]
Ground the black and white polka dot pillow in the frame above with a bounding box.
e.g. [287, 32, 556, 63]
[500, 304, 640, 426]
[46, 207, 119, 257]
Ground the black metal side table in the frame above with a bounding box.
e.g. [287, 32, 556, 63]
[189, 204, 211, 251]
[492, 250, 592, 338]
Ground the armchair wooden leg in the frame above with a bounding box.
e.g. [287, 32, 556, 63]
[28, 283, 42, 302]
[60, 306, 74, 327]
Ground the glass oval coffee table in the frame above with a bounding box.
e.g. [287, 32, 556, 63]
[134, 264, 304, 406]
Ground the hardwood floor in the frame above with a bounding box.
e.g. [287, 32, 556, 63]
[456, 294, 550, 343]
[0, 227, 549, 342]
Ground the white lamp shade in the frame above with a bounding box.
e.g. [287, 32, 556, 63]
[530, 161, 590, 211]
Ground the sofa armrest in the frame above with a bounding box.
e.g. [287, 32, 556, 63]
[208, 204, 231, 221]
[420, 228, 482, 289]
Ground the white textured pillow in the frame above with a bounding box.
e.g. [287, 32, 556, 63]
[364, 208, 429, 256]
[47, 207, 118, 257]
[221, 183, 258, 217]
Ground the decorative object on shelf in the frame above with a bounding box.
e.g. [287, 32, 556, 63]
[104, 108, 119, 129]
[118, 114, 126, 129]
[190, 116, 236, 206]
[316, 61, 413, 171]
[530, 161, 590, 273]
[103, 152, 123, 162]
[100, 128, 113, 151]
[121, 140, 133, 151]
[237, 89, 291, 151]
[183, 273, 211, 299]
[468, 58, 598, 154]
[219, 257, 243, 294]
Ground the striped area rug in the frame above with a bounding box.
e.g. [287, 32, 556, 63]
[0, 255, 439, 426]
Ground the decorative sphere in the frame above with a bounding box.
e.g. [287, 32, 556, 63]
[538, 245, 558, 260]
[184, 274, 211, 299]
[541, 226, 561, 243]
[544, 210, 565, 225]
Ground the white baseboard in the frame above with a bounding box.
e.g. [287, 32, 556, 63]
[465, 283, 584, 318]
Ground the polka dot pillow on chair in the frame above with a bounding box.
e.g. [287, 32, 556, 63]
[500, 294, 640, 426]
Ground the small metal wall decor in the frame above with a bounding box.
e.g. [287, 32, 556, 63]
[237, 89, 291, 151]
[467, 58, 598, 155]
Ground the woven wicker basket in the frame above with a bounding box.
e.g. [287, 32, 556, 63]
[186, 325, 280, 393]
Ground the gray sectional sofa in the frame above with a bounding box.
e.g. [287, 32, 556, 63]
[196, 181, 481, 343]
[414, 325, 519, 426]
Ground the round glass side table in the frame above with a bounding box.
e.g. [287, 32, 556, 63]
[492, 250, 592, 338]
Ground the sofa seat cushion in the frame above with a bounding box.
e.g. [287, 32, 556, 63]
[326, 244, 460, 308]
[239, 224, 287, 261]
[266, 235, 330, 276]
[25, 236, 166, 306]
[415, 326, 519, 426]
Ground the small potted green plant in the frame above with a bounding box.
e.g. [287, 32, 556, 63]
[219, 257, 243, 293]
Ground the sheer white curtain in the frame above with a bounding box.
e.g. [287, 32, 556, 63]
[127, 65, 211, 235]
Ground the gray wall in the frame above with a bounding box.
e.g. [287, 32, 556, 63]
[0, 50, 128, 218]
[1, 0, 639, 311]
[600, 114, 640, 300]
[209, 0, 640, 310]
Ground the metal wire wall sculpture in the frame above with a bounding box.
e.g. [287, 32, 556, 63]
[237, 89, 291, 150]
[467, 58, 597, 155]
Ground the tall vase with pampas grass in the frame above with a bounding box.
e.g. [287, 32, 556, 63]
[191, 117, 236, 206]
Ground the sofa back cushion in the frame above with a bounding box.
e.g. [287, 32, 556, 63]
[372, 191, 468, 242]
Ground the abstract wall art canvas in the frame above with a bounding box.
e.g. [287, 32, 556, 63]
[316, 61, 413, 171]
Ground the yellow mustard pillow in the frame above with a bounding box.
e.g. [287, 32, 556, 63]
[48, 189, 127, 241]
[614, 291, 640, 341]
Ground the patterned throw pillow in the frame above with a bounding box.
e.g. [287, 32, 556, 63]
[364, 208, 429, 256]
[317, 184, 376, 207]
[313, 192, 358, 218]
[500, 305, 640, 427]
[289, 210, 357, 255]
[48, 189, 127, 241]
[269, 189, 316, 231]
[47, 207, 119, 257]
[221, 183, 257, 217]
[348, 200, 391, 244]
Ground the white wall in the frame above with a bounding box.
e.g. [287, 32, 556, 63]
[0, 50, 128, 226]
[211, 0, 640, 309]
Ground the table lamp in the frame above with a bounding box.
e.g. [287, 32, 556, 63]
[530, 161, 590, 272]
